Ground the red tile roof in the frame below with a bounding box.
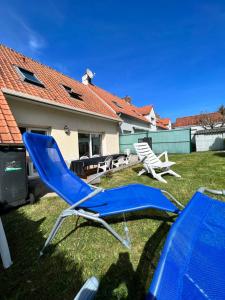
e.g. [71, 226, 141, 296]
[156, 119, 168, 130]
[0, 89, 22, 144]
[174, 112, 222, 127]
[89, 84, 149, 123]
[136, 105, 153, 115]
[0, 45, 121, 144]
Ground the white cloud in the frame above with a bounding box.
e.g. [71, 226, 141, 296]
[9, 12, 46, 53]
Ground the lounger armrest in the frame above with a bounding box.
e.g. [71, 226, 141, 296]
[97, 161, 105, 167]
[161, 190, 184, 209]
[87, 171, 107, 184]
[198, 187, 225, 196]
[69, 188, 103, 210]
[157, 151, 168, 162]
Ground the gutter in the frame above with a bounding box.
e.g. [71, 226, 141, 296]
[2, 88, 121, 123]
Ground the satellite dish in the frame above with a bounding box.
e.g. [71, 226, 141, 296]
[86, 68, 95, 79]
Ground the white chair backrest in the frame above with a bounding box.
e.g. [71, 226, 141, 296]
[92, 154, 100, 158]
[105, 156, 113, 167]
[80, 156, 89, 160]
[134, 143, 160, 165]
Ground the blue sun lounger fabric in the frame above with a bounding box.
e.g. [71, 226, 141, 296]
[147, 191, 225, 300]
[23, 133, 179, 216]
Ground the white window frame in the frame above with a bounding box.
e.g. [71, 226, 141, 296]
[78, 132, 102, 158]
[20, 126, 50, 176]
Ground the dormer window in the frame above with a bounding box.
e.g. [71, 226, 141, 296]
[112, 101, 123, 108]
[16, 67, 44, 87]
[62, 85, 82, 100]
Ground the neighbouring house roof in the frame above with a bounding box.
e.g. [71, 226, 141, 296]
[156, 118, 170, 129]
[89, 84, 150, 123]
[0, 45, 121, 144]
[174, 112, 223, 127]
[135, 105, 153, 116]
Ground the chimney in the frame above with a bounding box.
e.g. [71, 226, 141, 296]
[82, 68, 95, 85]
[123, 95, 132, 104]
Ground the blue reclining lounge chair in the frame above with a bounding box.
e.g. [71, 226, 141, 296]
[23, 133, 183, 255]
[147, 187, 225, 300]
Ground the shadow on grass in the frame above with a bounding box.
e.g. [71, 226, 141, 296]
[53, 210, 175, 249]
[96, 222, 170, 300]
[213, 151, 225, 157]
[0, 210, 84, 300]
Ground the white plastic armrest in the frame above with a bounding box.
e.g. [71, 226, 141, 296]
[157, 151, 168, 162]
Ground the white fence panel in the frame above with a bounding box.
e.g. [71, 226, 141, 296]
[196, 133, 225, 151]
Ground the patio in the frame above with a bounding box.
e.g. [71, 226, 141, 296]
[1, 151, 225, 300]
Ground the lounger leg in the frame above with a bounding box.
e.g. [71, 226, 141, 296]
[151, 168, 168, 183]
[76, 211, 131, 249]
[40, 214, 65, 256]
[138, 169, 146, 176]
[99, 218, 131, 248]
[167, 169, 181, 178]
[153, 173, 167, 183]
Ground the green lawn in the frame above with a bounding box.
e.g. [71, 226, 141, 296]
[1, 151, 225, 300]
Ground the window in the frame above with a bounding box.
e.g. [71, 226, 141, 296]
[112, 101, 123, 108]
[16, 67, 44, 87]
[62, 85, 83, 100]
[19, 127, 48, 176]
[78, 133, 102, 158]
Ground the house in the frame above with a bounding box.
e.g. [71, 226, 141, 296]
[173, 112, 224, 134]
[173, 112, 224, 147]
[87, 82, 161, 133]
[156, 118, 172, 130]
[0, 45, 121, 175]
[88, 84, 154, 133]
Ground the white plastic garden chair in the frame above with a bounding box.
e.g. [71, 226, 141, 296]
[112, 156, 126, 168]
[134, 142, 181, 183]
[97, 156, 112, 173]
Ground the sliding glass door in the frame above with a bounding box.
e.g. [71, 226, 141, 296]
[78, 133, 102, 158]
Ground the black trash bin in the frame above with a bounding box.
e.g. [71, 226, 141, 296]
[0, 146, 28, 209]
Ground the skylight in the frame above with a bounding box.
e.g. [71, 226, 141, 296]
[112, 101, 123, 108]
[62, 85, 83, 100]
[16, 67, 44, 87]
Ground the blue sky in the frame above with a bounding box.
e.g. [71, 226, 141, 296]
[1, 1, 225, 121]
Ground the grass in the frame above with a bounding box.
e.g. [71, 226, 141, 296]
[1, 151, 225, 299]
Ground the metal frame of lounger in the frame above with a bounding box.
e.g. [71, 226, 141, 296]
[40, 180, 183, 256]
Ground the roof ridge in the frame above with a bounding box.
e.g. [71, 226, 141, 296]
[176, 111, 221, 120]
